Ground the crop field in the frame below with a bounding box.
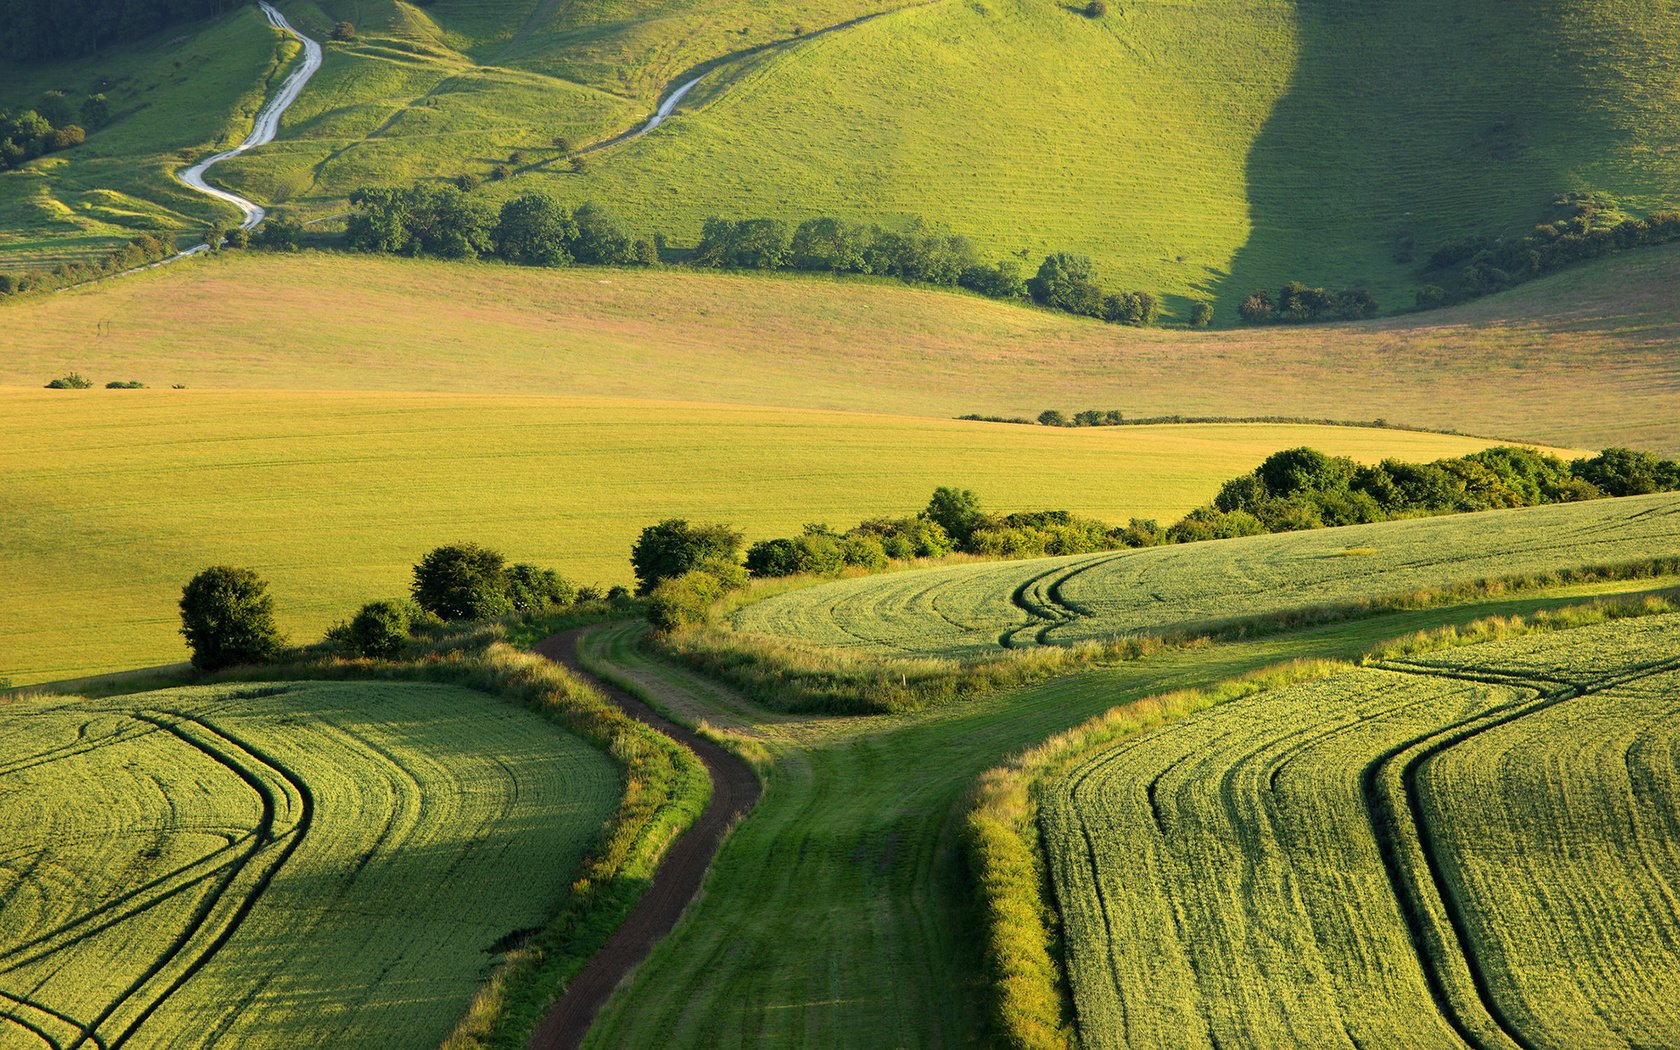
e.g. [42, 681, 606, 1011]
[0, 679, 619, 1048]
[732, 492, 1680, 656]
[1041, 614, 1680, 1048]
[0, 386, 1513, 685]
[11, 246, 1680, 453]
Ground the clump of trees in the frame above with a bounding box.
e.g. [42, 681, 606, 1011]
[1420, 194, 1680, 307]
[410, 542, 575, 621]
[1024, 253, 1158, 325]
[1238, 281, 1378, 325]
[179, 565, 284, 671]
[1, 93, 93, 170]
[44, 372, 92, 388]
[632, 520, 747, 630]
[344, 184, 646, 267]
[1179, 444, 1680, 539]
[1036, 409, 1125, 427]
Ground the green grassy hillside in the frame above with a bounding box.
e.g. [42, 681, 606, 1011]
[731, 493, 1680, 656]
[8, 0, 1677, 316]
[10, 245, 1680, 451]
[0, 679, 618, 1048]
[1043, 615, 1680, 1048]
[0, 388, 1513, 683]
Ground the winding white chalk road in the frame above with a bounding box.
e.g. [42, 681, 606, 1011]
[176, 2, 322, 246]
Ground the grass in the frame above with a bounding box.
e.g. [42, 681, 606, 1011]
[470, 0, 1680, 319]
[0, 386, 1521, 685]
[8, 245, 1680, 451]
[1037, 611, 1680, 1047]
[0, 7, 295, 264]
[0, 678, 620, 1048]
[7, 0, 1679, 318]
[564, 577, 1680, 1048]
[732, 491, 1680, 657]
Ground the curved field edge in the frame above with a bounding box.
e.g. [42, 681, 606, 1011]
[729, 493, 1680, 662]
[0, 678, 618, 1048]
[9, 619, 710, 1050]
[966, 591, 1680, 1049]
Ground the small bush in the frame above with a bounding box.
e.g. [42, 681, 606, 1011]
[490, 163, 514, 181]
[179, 565, 283, 671]
[1190, 301, 1214, 327]
[330, 20, 356, 41]
[347, 599, 410, 658]
[505, 563, 576, 611]
[647, 569, 730, 630]
[1085, 0, 1107, 16]
[105, 380, 146, 389]
[45, 372, 93, 389]
[224, 226, 252, 249]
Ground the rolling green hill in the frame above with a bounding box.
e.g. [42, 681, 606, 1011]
[7, 0, 1678, 318]
[730, 492, 1680, 656]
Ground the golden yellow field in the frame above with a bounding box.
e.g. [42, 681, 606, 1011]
[7, 245, 1680, 451]
[0, 387, 1541, 684]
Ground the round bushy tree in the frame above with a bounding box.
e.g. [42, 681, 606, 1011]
[505, 563, 575, 611]
[179, 566, 282, 671]
[347, 599, 411, 658]
[630, 520, 745, 594]
[412, 543, 513, 621]
[925, 486, 985, 548]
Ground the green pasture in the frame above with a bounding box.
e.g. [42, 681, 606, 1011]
[569, 576, 1680, 1047]
[0, 386, 1508, 684]
[0, 679, 618, 1048]
[1043, 615, 1680, 1047]
[732, 492, 1680, 656]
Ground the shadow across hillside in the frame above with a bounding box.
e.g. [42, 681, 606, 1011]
[1217, 1, 1620, 318]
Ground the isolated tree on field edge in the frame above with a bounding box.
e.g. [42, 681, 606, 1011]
[179, 566, 283, 671]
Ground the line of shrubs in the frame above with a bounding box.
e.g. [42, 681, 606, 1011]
[958, 410, 1126, 427]
[1238, 281, 1379, 325]
[176, 543, 626, 670]
[44, 373, 150, 388]
[1418, 193, 1680, 307]
[0, 233, 174, 298]
[633, 444, 1680, 630]
[279, 183, 1170, 328]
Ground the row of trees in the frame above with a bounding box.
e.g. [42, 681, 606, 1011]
[1, 89, 105, 171]
[1420, 196, 1680, 307]
[1181, 444, 1680, 539]
[177, 544, 611, 670]
[0, 0, 229, 60]
[0, 233, 173, 298]
[344, 184, 655, 266]
[1238, 281, 1379, 325]
[325, 185, 1169, 327]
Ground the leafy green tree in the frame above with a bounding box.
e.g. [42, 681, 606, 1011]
[646, 570, 727, 630]
[630, 520, 745, 594]
[412, 543, 513, 620]
[1571, 447, 1680, 497]
[78, 93, 108, 129]
[1027, 253, 1104, 317]
[505, 563, 575, 610]
[1256, 447, 1356, 496]
[493, 193, 577, 266]
[347, 599, 410, 658]
[1037, 409, 1068, 427]
[179, 566, 282, 670]
[572, 202, 635, 264]
[925, 486, 985, 547]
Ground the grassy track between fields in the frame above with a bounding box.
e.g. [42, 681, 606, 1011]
[565, 574, 1680, 1048]
[0, 679, 619, 1048]
[0, 386, 1515, 684]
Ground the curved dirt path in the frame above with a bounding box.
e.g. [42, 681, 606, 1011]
[528, 627, 761, 1050]
[177, 2, 322, 241]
